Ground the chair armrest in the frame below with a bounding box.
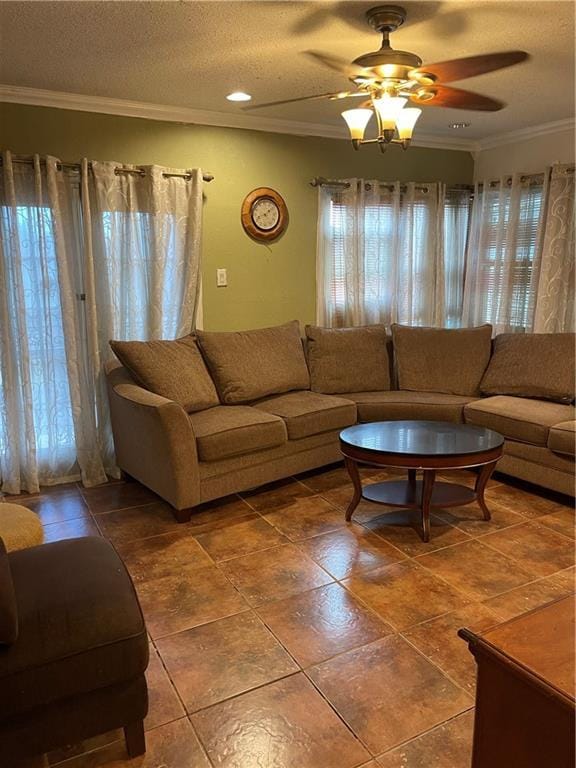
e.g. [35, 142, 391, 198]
[108, 380, 201, 510]
[0, 538, 18, 646]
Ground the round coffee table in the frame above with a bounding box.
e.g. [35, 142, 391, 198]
[339, 420, 504, 542]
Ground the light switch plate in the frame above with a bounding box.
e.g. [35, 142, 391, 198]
[217, 268, 227, 287]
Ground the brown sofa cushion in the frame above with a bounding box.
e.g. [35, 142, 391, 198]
[480, 333, 576, 403]
[0, 539, 17, 646]
[346, 390, 476, 424]
[253, 391, 357, 440]
[548, 421, 576, 457]
[392, 324, 493, 396]
[196, 321, 310, 404]
[189, 406, 287, 461]
[464, 396, 575, 446]
[0, 537, 148, 719]
[110, 336, 219, 413]
[305, 325, 391, 394]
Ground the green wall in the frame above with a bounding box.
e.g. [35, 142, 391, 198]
[0, 102, 474, 330]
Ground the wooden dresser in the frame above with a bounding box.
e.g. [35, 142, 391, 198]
[460, 596, 575, 768]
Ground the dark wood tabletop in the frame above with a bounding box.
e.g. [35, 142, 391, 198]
[340, 420, 504, 458]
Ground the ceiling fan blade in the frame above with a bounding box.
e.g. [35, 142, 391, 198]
[412, 51, 529, 83]
[410, 85, 504, 111]
[242, 91, 362, 111]
[304, 50, 372, 81]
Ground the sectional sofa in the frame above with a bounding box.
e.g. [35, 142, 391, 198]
[106, 322, 575, 521]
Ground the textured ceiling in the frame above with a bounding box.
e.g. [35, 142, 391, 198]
[1, 0, 574, 141]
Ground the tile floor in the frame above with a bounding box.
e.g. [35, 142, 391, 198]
[3, 463, 575, 768]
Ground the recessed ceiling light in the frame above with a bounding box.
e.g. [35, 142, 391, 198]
[226, 91, 252, 102]
[449, 122, 471, 129]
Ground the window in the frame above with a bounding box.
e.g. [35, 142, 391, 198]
[318, 182, 471, 328]
[100, 210, 181, 340]
[0, 202, 77, 468]
[465, 180, 545, 332]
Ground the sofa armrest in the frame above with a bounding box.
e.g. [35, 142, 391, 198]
[108, 379, 201, 511]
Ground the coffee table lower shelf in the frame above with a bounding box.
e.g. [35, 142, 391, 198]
[362, 479, 477, 508]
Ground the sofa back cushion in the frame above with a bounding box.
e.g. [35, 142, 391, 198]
[481, 333, 576, 403]
[109, 336, 219, 413]
[196, 321, 310, 404]
[0, 538, 18, 646]
[305, 324, 391, 394]
[392, 324, 493, 396]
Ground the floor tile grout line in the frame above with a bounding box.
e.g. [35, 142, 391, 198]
[413, 545, 567, 604]
[148, 636, 190, 722]
[474, 566, 576, 610]
[398, 630, 477, 700]
[148, 605, 253, 642]
[297, 631, 474, 760]
[253, 584, 394, 671]
[184, 667, 302, 719]
[338, 571, 478, 636]
[184, 713, 218, 768]
[90, 499, 172, 516]
[299, 663, 378, 758]
[374, 705, 476, 760]
[471, 532, 573, 578]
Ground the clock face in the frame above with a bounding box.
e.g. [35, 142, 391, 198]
[251, 197, 280, 231]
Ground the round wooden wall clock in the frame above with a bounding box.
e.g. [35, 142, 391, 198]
[241, 187, 288, 242]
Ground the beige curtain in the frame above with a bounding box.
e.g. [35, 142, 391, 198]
[82, 161, 204, 470]
[316, 179, 467, 328]
[533, 165, 575, 332]
[0, 152, 107, 493]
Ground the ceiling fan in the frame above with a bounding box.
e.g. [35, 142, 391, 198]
[244, 5, 529, 150]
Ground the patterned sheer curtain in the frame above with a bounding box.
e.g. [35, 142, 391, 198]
[316, 179, 470, 327]
[82, 162, 204, 467]
[534, 165, 575, 332]
[0, 152, 107, 493]
[462, 173, 547, 333]
[0, 154, 204, 493]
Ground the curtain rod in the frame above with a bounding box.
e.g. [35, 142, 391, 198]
[477, 166, 574, 189]
[309, 177, 474, 193]
[1, 156, 214, 182]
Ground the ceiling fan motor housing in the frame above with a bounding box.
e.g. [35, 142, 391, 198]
[355, 5, 422, 82]
[366, 5, 408, 32]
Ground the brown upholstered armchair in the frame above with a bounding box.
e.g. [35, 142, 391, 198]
[0, 536, 149, 764]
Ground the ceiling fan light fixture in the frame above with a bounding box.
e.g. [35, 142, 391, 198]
[341, 108, 374, 145]
[372, 95, 407, 130]
[395, 107, 422, 142]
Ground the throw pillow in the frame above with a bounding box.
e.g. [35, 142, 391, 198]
[305, 324, 391, 393]
[392, 324, 493, 396]
[481, 332, 576, 403]
[196, 320, 310, 404]
[109, 336, 219, 412]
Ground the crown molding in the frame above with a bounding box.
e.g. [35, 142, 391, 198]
[476, 118, 575, 151]
[0, 84, 477, 152]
